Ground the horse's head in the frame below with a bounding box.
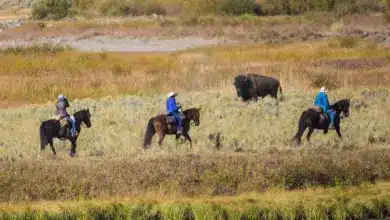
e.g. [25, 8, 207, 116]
[75, 108, 92, 128]
[184, 107, 201, 126]
[332, 98, 350, 118]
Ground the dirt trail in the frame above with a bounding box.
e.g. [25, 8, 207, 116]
[0, 35, 233, 52]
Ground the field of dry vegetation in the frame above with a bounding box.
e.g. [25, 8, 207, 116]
[0, 1, 390, 218]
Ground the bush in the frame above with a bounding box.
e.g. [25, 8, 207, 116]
[384, 0, 390, 23]
[144, 3, 166, 16]
[0, 44, 73, 56]
[328, 36, 358, 49]
[31, 0, 71, 20]
[311, 74, 339, 90]
[262, 0, 292, 15]
[261, 0, 382, 16]
[217, 0, 256, 16]
[72, 0, 98, 10]
[97, 0, 143, 16]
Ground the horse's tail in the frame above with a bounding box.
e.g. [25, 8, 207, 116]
[40, 122, 48, 150]
[143, 117, 155, 149]
[291, 111, 307, 145]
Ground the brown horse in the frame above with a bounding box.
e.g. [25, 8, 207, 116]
[143, 108, 201, 150]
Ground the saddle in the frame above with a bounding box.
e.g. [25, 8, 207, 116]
[51, 115, 69, 128]
[308, 105, 322, 113]
[164, 112, 185, 124]
[308, 105, 327, 124]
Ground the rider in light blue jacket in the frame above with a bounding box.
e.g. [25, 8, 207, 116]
[166, 92, 183, 134]
[313, 87, 336, 129]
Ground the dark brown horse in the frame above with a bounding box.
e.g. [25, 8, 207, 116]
[291, 99, 350, 146]
[143, 108, 201, 150]
[39, 109, 92, 158]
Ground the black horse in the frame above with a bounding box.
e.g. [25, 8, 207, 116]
[39, 109, 92, 158]
[143, 108, 201, 150]
[291, 99, 350, 146]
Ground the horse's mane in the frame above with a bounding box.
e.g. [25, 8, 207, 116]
[331, 99, 350, 110]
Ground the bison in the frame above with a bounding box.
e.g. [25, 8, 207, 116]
[233, 73, 283, 101]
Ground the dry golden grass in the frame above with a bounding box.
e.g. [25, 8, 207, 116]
[0, 41, 389, 107]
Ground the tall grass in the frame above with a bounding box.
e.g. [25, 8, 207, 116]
[0, 42, 388, 106]
[1, 182, 390, 219]
[37, 0, 383, 17]
[0, 43, 73, 56]
[0, 86, 389, 201]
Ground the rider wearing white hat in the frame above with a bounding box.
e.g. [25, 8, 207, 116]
[319, 86, 327, 93]
[313, 86, 335, 129]
[166, 91, 183, 134]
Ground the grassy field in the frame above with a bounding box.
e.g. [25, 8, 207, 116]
[1, 182, 390, 219]
[0, 40, 389, 107]
[1, 8, 390, 217]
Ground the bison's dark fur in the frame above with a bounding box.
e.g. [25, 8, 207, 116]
[233, 73, 283, 101]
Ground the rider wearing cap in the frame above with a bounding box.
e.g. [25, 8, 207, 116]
[313, 86, 336, 129]
[166, 92, 183, 134]
[56, 94, 77, 137]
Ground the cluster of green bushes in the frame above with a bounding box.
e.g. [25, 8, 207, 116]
[31, 0, 385, 20]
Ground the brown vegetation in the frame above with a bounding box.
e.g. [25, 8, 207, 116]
[0, 42, 389, 107]
[1, 148, 389, 202]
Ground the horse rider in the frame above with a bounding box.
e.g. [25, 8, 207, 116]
[313, 86, 336, 129]
[166, 91, 183, 134]
[56, 94, 77, 137]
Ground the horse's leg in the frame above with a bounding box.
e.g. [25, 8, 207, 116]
[69, 141, 76, 157]
[335, 123, 342, 139]
[175, 134, 180, 150]
[49, 139, 56, 159]
[306, 128, 314, 142]
[182, 133, 193, 150]
[69, 136, 78, 157]
[158, 133, 165, 147]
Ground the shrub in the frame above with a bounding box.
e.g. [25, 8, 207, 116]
[0, 44, 72, 56]
[262, 0, 292, 15]
[72, 0, 98, 10]
[31, 0, 71, 20]
[97, 0, 143, 16]
[311, 73, 339, 90]
[328, 36, 357, 49]
[144, 3, 166, 16]
[217, 0, 256, 16]
[384, 0, 390, 23]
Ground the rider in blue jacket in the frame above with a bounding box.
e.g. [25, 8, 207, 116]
[313, 87, 335, 129]
[166, 92, 183, 134]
